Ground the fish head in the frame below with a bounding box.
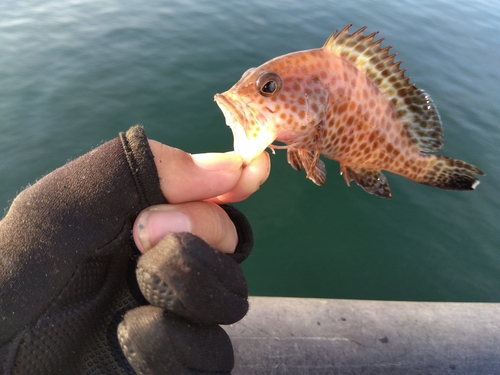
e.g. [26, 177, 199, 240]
[215, 50, 330, 164]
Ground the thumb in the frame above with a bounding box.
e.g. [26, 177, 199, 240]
[133, 201, 238, 254]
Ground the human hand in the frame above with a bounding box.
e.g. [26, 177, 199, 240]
[117, 143, 269, 374]
[0, 126, 269, 375]
[136, 140, 270, 254]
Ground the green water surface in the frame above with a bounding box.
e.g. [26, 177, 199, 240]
[1, 0, 499, 301]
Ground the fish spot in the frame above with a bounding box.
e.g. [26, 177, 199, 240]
[398, 109, 408, 117]
[362, 88, 370, 100]
[299, 110, 306, 119]
[398, 88, 408, 97]
[338, 102, 349, 114]
[355, 43, 365, 53]
[375, 61, 385, 71]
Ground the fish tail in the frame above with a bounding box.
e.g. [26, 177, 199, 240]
[419, 155, 485, 191]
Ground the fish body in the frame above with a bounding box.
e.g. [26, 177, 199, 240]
[214, 25, 484, 198]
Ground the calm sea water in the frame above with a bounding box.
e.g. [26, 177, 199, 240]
[1, 0, 499, 302]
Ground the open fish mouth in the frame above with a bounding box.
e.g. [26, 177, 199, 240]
[215, 92, 277, 164]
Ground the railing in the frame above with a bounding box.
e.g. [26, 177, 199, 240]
[225, 297, 500, 374]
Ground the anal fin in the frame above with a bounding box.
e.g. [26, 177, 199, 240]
[343, 165, 392, 198]
[287, 148, 326, 186]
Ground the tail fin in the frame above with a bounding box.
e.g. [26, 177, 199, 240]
[421, 155, 485, 190]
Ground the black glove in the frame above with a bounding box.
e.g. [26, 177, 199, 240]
[119, 223, 251, 374]
[0, 126, 253, 374]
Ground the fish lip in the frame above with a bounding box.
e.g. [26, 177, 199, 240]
[214, 92, 277, 164]
[214, 92, 254, 127]
[214, 93, 241, 123]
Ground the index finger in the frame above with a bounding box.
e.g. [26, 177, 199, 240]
[148, 140, 270, 204]
[206, 152, 270, 204]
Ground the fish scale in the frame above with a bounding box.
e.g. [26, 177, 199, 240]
[214, 25, 484, 198]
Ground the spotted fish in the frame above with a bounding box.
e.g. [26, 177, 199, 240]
[214, 25, 485, 198]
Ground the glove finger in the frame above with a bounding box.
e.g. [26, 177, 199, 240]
[118, 305, 233, 375]
[136, 232, 248, 325]
[220, 204, 253, 264]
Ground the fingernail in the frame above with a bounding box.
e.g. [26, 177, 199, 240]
[191, 153, 242, 171]
[136, 205, 191, 252]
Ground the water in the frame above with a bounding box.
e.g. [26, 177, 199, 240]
[1, 0, 499, 302]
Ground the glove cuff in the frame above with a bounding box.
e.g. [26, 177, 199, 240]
[119, 125, 166, 207]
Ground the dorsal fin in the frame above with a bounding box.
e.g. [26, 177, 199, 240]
[323, 25, 444, 152]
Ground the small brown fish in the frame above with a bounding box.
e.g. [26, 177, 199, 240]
[214, 25, 485, 198]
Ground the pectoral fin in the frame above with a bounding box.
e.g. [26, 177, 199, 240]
[287, 148, 326, 186]
[342, 165, 392, 198]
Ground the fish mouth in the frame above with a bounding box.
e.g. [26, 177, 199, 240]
[214, 92, 278, 164]
[214, 93, 245, 128]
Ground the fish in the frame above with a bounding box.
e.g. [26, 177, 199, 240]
[214, 25, 485, 198]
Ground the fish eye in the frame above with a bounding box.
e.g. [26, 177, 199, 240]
[256, 72, 282, 97]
